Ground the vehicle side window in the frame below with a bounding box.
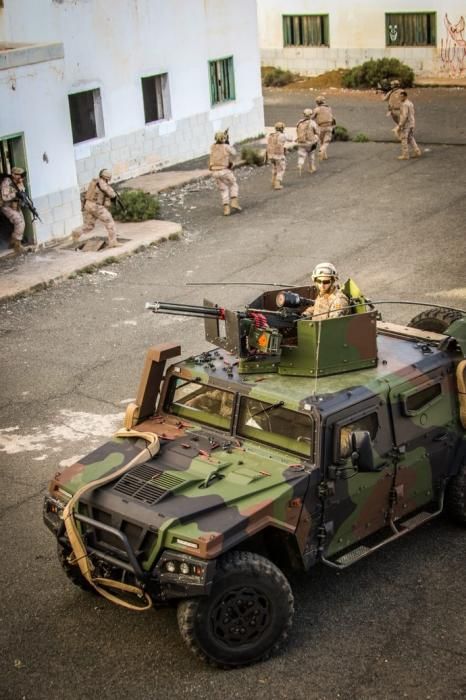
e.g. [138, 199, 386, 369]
[338, 413, 379, 459]
[402, 383, 442, 415]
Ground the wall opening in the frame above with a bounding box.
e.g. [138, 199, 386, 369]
[141, 73, 171, 123]
[0, 134, 34, 250]
[68, 88, 104, 144]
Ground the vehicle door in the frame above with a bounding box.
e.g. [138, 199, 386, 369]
[388, 369, 458, 519]
[322, 395, 394, 558]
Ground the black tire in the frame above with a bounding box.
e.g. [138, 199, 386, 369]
[177, 551, 294, 668]
[57, 542, 95, 593]
[408, 307, 463, 334]
[445, 463, 466, 526]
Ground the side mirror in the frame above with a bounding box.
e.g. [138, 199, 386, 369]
[351, 430, 375, 472]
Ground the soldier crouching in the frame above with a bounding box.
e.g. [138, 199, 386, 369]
[209, 131, 242, 216]
[72, 169, 121, 247]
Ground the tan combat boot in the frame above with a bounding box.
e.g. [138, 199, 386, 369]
[271, 174, 277, 188]
[309, 163, 317, 173]
[397, 155, 409, 160]
[274, 181, 283, 190]
[107, 240, 123, 248]
[230, 197, 242, 212]
[11, 240, 27, 255]
[223, 203, 231, 216]
[413, 149, 422, 157]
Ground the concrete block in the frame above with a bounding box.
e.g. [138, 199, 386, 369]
[53, 202, 73, 222]
[52, 220, 65, 239]
[65, 215, 82, 236]
[71, 198, 83, 216]
[48, 190, 63, 208]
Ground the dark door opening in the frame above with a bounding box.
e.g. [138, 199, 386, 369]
[0, 134, 34, 250]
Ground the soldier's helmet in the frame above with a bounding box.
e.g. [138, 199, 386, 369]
[11, 166, 26, 177]
[214, 131, 226, 144]
[315, 95, 326, 105]
[390, 79, 401, 88]
[274, 121, 285, 132]
[303, 108, 313, 117]
[99, 169, 112, 181]
[312, 262, 338, 282]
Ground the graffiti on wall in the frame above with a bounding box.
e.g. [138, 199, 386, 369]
[441, 14, 466, 74]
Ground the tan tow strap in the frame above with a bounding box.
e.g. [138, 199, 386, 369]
[457, 360, 466, 430]
[62, 429, 160, 611]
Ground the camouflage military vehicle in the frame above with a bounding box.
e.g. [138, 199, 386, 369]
[43, 285, 466, 668]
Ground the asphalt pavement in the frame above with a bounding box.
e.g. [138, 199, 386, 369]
[1, 87, 466, 700]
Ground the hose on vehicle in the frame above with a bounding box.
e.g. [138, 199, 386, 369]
[457, 360, 466, 429]
[62, 428, 160, 611]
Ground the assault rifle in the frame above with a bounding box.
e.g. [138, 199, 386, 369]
[223, 128, 230, 145]
[375, 79, 392, 94]
[15, 189, 42, 223]
[114, 192, 127, 214]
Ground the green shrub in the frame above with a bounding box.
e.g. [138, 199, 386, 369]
[241, 146, 266, 166]
[262, 66, 298, 87]
[333, 125, 349, 142]
[111, 189, 160, 222]
[341, 58, 414, 89]
[352, 133, 370, 142]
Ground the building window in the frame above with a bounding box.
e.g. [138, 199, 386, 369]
[141, 73, 171, 123]
[283, 15, 329, 47]
[68, 89, 104, 144]
[209, 57, 236, 105]
[386, 13, 436, 46]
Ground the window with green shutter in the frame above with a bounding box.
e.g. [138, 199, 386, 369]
[283, 15, 329, 47]
[209, 57, 236, 105]
[386, 13, 436, 46]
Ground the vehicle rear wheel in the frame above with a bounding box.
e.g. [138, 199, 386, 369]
[177, 551, 294, 668]
[408, 307, 463, 334]
[57, 542, 94, 593]
[445, 463, 466, 526]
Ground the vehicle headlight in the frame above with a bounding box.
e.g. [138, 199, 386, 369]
[179, 562, 190, 575]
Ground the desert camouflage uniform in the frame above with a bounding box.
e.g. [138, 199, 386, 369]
[384, 87, 403, 126]
[296, 117, 320, 172]
[304, 287, 349, 319]
[266, 131, 288, 187]
[312, 104, 334, 160]
[72, 177, 117, 244]
[0, 176, 25, 242]
[399, 99, 421, 159]
[209, 143, 238, 205]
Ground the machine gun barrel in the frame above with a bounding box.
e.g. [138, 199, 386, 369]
[145, 301, 225, 319]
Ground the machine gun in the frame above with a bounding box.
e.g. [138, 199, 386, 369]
[15, 188, 42, 222]
[375, 79, 393, 94]
[145, 299, 296, 372]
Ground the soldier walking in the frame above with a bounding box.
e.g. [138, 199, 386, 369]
[312, 96, 335, 161]
[398, 91, 422, 160]
[0, 166, 28, 254]
[267, 122, 289, 190]
[72, 169, 120, 247]
[208, 131, 241, 216]
[296, 108, 320, 175]
[383, 79, 403, 138]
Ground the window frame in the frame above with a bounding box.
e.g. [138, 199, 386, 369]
[282, 14, 330, 48]
[164, 376, 235, 431]
[401, 381, 443, 416]
[209, 56, 236, 106]
[141, 72, 171, 124]
[334, 410, 380, 461]
[68, 88, 104, 145]
[385, 12, 436, 47]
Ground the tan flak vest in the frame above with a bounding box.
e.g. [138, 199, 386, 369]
[209, 144, 230, 171]
[85, 178, 109, 207]
[267, 132, 285, 159]
[313, 105, 333, 127]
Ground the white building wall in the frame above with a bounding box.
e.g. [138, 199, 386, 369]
[257, 0, 466, 77]
[0, 0, 264, 244]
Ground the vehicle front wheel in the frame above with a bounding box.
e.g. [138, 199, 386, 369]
[408, 307, 463, 334]
[57, 542, 95, 593]
[177, 551, 294, 668]
[445, 463, 466, 526]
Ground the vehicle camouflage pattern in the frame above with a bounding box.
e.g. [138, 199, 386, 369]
[43, 284, 466, 667]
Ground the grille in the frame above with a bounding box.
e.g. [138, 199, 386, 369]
[113, 462, 185, 504]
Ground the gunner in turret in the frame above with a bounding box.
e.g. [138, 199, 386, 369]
[302, 262, 349, 319]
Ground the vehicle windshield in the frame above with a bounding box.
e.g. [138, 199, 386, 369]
[237, 396, 313, 458]
[165, 377, 234, 430]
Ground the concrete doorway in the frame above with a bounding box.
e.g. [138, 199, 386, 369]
[0, 133, 35, 251]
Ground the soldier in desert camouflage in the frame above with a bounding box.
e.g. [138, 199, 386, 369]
[0, 167, 28, 254]
[296, 109, 320, 175]
[383, 79, 403, 138]
[303, 262, 349, 319]
[267, 122, 290, 190]
[311, 96, 335, 161]
[208, 131, 241, 216]
[72, 169, 121, 247]
[398, 91, 422, 160]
